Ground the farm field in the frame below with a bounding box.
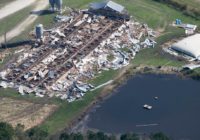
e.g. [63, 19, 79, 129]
[168, 0, 200, 11]
[0, 96, 57, 130]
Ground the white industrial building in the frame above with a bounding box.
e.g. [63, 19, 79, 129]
[171, 34, 200, 59]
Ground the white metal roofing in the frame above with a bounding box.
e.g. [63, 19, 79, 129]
[90, 1, 125, 13]
[171, 34, 200, 58]
[105, 1, 124, 13]
[90, 2, 107, 10]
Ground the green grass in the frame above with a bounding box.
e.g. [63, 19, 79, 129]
[40, 69, 118, 134]
[0, 88, 61, 105]
[165, 0, 200, 14]
[132, 27, 185, 67]
[88, 70, 118, 86]
[116, 0, 200, 28]
[11, 0, 200, 65]
[40, 88, 102, 133]
[0, 70, 118, 134]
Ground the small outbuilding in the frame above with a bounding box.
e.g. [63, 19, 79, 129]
[89, 1, 129, 20]
[90, 1, 125, 13]
[171, 34, 200, 59]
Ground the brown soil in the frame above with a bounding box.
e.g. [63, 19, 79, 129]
[0, 97, 57, 130]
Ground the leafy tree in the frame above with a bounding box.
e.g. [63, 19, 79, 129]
[59, 132, 84, 140]
[27, 127, 48, 140]
[108, 135, 116, 140]
[71, 133, 84, 140]
[120, 133, 139, 140]
[59, 133, 70, 140]
[87, 131, 110, 140]
[96, 132, 109, 140]
[14, 124, 29, 140]
[0, 122, 14, 140]
[150, 132, 170, 140]
[87, 131, 97, 140]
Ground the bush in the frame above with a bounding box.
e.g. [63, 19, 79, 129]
[150, 132, 170, 140]
[0, 122, 14, 140]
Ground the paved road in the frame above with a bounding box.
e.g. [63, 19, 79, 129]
[0, 0, 37, 20]
[0, 0, 49, 43]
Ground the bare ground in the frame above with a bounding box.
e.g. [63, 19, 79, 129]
[0, 97, 57, 130]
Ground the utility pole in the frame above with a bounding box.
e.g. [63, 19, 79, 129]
[4, 31, 7, 50]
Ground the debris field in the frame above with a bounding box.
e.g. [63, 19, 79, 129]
[0, 9, 156, 102]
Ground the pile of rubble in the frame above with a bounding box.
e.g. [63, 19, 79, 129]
[0, 9, 156, 102]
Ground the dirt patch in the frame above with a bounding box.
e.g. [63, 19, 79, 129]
[0, 97, 57, 130]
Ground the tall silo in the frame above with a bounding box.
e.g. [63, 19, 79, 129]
[49, 0, 56, 11]
[55, 0, 63, 11]
[35, 24, 44, 39]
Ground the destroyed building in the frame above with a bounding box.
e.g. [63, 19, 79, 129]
[0, 1, 156, 102]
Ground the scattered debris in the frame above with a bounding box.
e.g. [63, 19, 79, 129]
[173, 19, 197, 35]
[0, 3, 156, 102]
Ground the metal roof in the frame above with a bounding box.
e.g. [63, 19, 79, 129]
[90, 2, 107, 10]
[172, 34, 200, 58]
[90, 1, 125, 13]
[105, 1, 124, 13]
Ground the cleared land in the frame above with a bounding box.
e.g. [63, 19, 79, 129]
[0, 97, 57, 130]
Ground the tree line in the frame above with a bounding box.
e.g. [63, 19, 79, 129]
[153, 0, 200, 20]
[0, 122, 170, 140]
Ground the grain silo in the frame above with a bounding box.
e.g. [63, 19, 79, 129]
[35, 24, 44, 39]
[49, 0, 56, 11]
[55, 0, 63, 11]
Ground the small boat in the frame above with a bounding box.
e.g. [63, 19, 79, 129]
[154, 96, 159, 100]
[143, 104, 152, 110]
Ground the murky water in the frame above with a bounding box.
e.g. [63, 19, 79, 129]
[87, 74, 200, 140]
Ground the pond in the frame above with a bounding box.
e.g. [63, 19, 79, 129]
[87, 74, 200, 140]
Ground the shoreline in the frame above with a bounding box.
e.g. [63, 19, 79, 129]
[51, 64, 184, 138]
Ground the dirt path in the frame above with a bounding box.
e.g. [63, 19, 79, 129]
[0, 0, 49, 43]
[0, 0, 37, 20]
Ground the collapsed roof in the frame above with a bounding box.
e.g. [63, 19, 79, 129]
[171, 34, 200, 59]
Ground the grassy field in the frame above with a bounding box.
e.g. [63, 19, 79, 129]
[1, 0, 200, 136]
[172, 0, 200, 9]
[0, 95, 57, 130]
